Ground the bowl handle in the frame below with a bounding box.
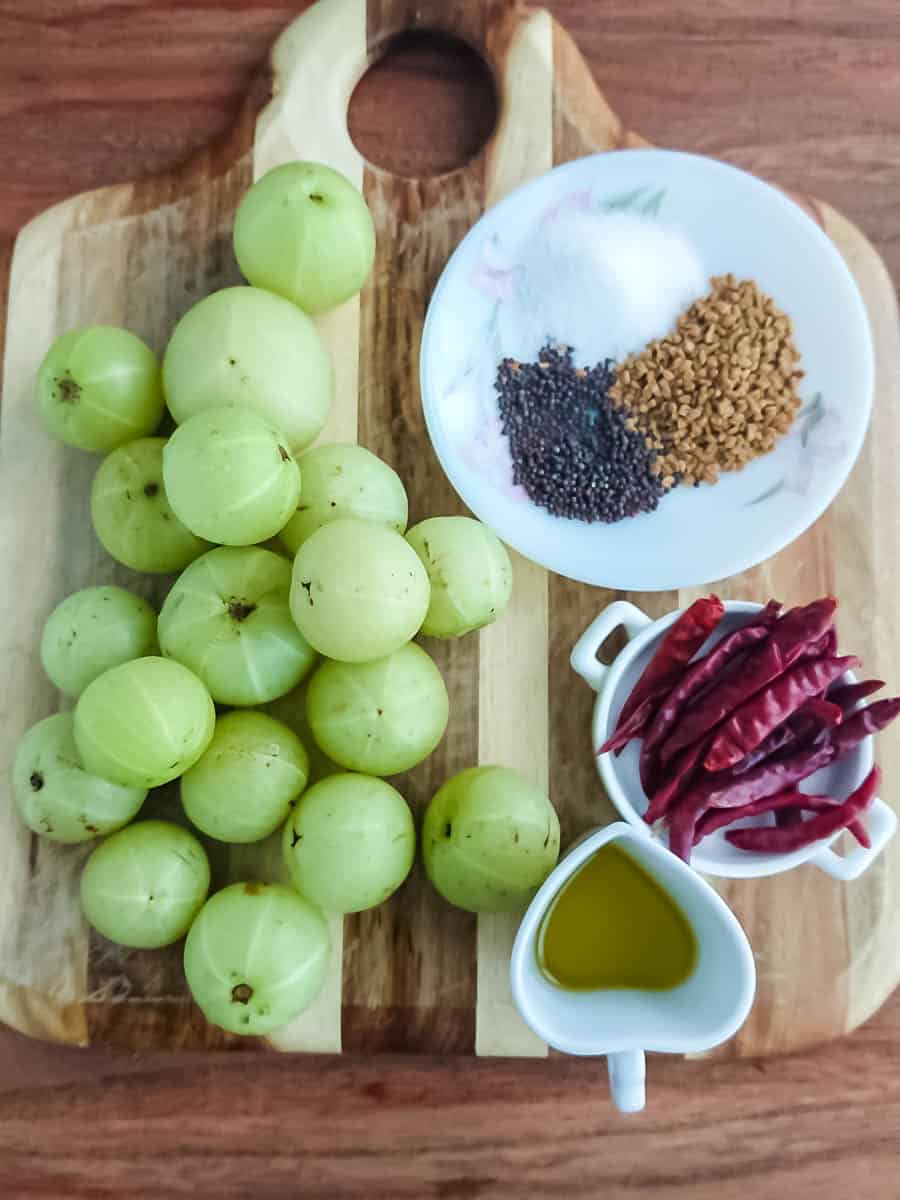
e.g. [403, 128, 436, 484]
[809, 798, 898, 881]
[570, 601, 652, 693]
[607, 1048, 646, 1113]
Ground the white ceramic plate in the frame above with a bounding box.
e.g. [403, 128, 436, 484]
[420, 150, 874, 590]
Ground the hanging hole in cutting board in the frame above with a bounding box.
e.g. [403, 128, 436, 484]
[347, 31, 498, 177]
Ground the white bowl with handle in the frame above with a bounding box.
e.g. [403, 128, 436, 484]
[510, 821, 756, 1113]
[571, 600, 897, 880]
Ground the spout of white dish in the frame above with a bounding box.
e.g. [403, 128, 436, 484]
[607, 1048, 646, 1113]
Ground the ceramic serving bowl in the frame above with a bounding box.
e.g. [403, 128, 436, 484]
[510, 822, 756, 1113]
[420, 149, 874, 591]
[571, 600, 897, 880]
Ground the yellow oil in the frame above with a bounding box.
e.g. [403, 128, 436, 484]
[537, 843, 697, 991]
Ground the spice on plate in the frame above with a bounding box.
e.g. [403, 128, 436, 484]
[609, 275, 804, 487]
[498, 211, 708, 368]
[495, 345, 664, 524]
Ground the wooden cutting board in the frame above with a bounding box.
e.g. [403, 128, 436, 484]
[1, 0, 898, 1057]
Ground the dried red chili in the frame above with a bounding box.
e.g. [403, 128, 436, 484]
[672, 787, 844, 864]
[725, 766, 880, 853]
[643, 738, 709, 825]
[693, 789, 840, 844]
[777, 805, 869, 846]
[703, 654, 859, 773]
[848, 820, 872, 848]
[609, 595, 724, 738]
[828, 679, 885, 714]
[827, 698, 900, 760]
[639, 617, 773, 779]
[598, 686, 669, 756]
[700, 739, 835, 810]
[731, 722, 800, 775]
[602, 593, 895, 861]
[736, 697, 843, 776]
[800, 696, 844, 728]
[659, 597, 837, 765]
[799, 627, 838, 660]
[666, 794, 701, 862]
[732, 698, 843, 775]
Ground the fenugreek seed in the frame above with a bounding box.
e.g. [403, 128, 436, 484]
[604, 276, 801, 488]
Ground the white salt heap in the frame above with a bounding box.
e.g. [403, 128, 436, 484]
[497, 211, 707, 366]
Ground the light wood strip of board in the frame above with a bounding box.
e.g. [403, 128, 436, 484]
[545, 18, 678, 872]
[0, 151, 254, 1047]
[254, 0, 366, 450]
[547, 577, 618, 846]
[476, 7, 554, 1059]
[658, 197, 900, 1057]
[0, 982, 87, 1047]
[823, 204, 900, 1036]
[246, 0, 369, 1054]
[0, 201, 127, 1041]
[477, 555, 549, 1058]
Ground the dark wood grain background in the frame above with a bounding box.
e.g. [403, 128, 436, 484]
[2, 2, 900, 1196]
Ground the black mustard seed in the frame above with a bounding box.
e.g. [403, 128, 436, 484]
[494, 344, 663, 524]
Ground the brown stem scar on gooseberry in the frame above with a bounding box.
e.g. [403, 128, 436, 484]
[58, 376, 80, 403]
[231, 983, 253, 1004]
[227, 600, 257, 622]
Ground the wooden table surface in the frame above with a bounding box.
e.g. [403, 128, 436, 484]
[2, 2, 900, 1196]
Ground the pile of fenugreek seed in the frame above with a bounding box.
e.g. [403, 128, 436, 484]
[609, 274, 803, 487]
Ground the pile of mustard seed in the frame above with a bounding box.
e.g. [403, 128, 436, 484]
[495, 346, 664, 523]
[609, 274, 804, 487]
